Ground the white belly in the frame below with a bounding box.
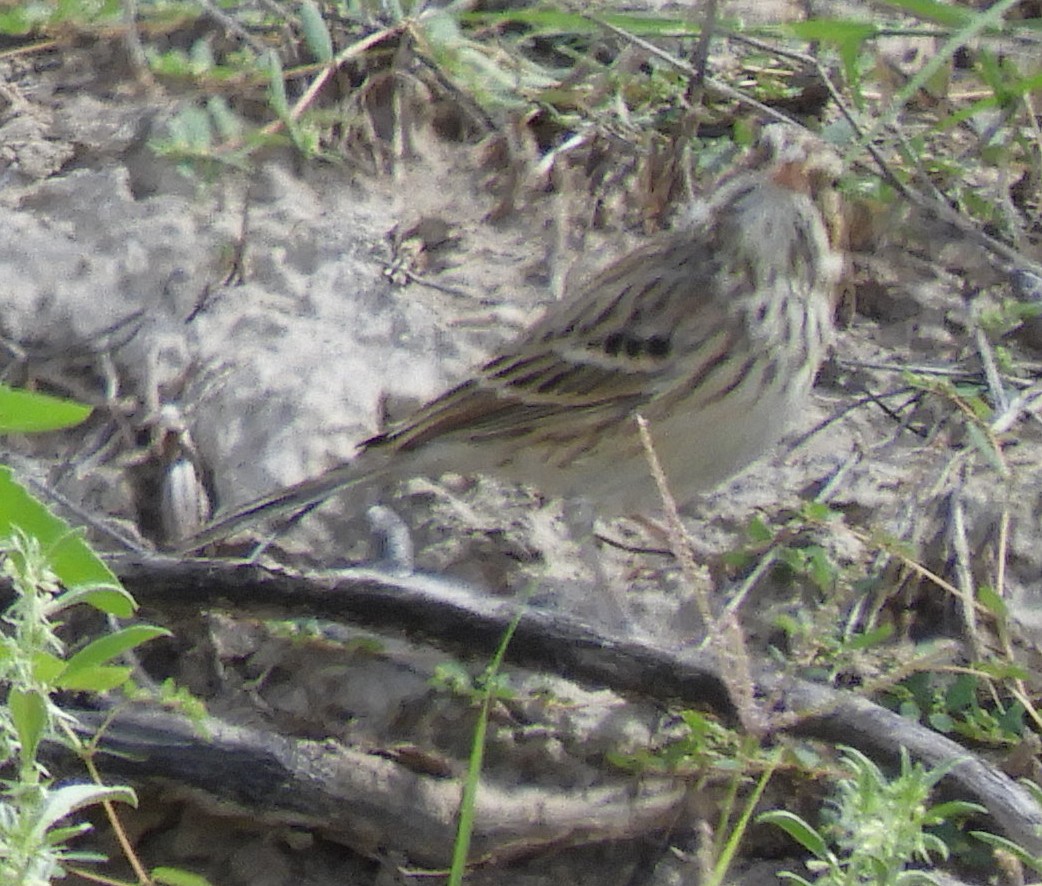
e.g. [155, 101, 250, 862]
[473, 361, 816, 514]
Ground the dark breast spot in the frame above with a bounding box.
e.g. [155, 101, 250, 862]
[601, 331, 671, 361]
[646, 335, 670, 358]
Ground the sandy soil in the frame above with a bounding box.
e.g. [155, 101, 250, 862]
[2, 3, 1041, 884]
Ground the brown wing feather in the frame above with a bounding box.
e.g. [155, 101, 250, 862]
[367, 231, 736, 455]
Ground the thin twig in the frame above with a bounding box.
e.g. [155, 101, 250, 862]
[786, 385, 915, 452]
[724, 31, 866, 143]
[583, 13, 798, 128]
[196, 0, 270, 55]
[296, 23, 404, 122]
[389, 268, 472, 299]
[634, 415, 710, 626]
[634, 414, 767, 734]
[949, 484, 984, 661]
[689, 0, 718, 89]
[718, 548, 778, 623]
[974, 324, 1010, 416]
[23, 478, 150, 556]
[121, 0, 156, 89]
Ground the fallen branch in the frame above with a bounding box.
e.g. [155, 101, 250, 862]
[81, 552, 1042, 856]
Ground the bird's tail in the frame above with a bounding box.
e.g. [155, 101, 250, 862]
[173, 457, 383, 555]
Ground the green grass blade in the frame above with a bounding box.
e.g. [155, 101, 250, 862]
[0, 384, 92, 433]
[448, 606, 524, 884]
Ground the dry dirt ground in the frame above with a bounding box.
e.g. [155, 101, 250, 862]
[2, 3, 1042, 885]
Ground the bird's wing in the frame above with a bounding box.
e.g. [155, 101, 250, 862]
[368, 233, 741, 453]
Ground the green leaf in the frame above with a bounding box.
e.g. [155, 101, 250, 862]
[206, 96, 242, 142]
[432, 660, 474, 694]
[300, 0, 333, 63]
[874, 0, 971, 26]
[971, 831, 1042, 874]
[34, 783, 136, 836]
[267, 51, 290, 119]
[746, 515, 773, 544]
[845, 623, 894, 650]
[927, 800, 986, 820]
[786, 19, 877, 84]
[170, 105, 214, 152]
[943, 673, 977, 711]
[31, 650, 65, 685]
[976, 584, 1007, 617]
[0, 6, 33, 34]
[757, 810, 830, 859]
[45, 582, 136, 618]
[776, 547, 804, 572]
[46, 824, 97, 846]
[0, 467, 124, 594]
[188, 38, 215, 75]
[10, 686, 49, 764]
[0, 384, 92, 432]
[964, 421, 1006, 474]
[894, 872, 942, 885]
[787, 18, 878, 44]
[709, 749, 782, 885]
[789, 744, 822, 770]
[996, 701, 1026, 737]
[898, 699, 922, 720]
[152, 867, 217, 886]
[148, 48, 200, 79]
[973, 659, 1030, 681]
[927, 711, 955, 733]
[62, 625, 170, 674]
[803, 545, 837, 591]
[56, 663, 134, 692]
[800, 500, 837, 523]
